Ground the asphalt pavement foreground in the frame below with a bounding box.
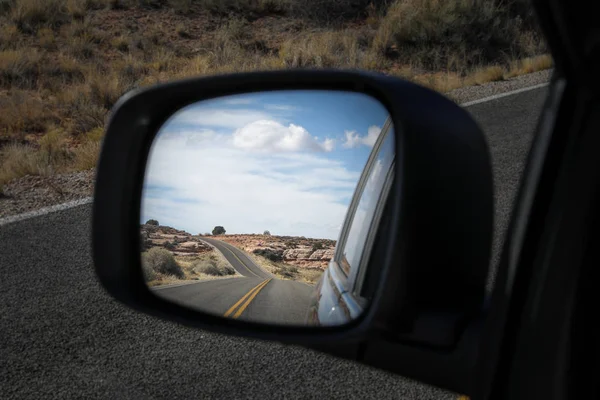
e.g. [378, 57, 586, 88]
[0, 85, 548, 399]
[0, 205, 455, 399]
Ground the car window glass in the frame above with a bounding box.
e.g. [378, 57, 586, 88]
[339, 126, 395, 276]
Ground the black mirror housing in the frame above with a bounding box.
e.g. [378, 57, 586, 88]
[93, 69, 493, 394]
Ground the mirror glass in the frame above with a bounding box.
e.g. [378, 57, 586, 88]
[140, 90, 394, 327]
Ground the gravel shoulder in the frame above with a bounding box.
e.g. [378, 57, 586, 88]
[0, 169, 95, 218]
[0, 69, 552, 220]
[446, 69, 551, 104]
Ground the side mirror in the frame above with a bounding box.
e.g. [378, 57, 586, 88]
[93, 70, 493, 395]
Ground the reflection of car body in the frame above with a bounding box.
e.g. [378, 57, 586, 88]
[307, 118, 395, 326]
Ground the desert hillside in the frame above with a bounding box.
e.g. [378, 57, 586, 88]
[140, 223, 334, 284]
[141, 222, 212, 255]
[211, 233, 335, 269]
[140, 223, 241, 286]
[0, 0, 550, 198]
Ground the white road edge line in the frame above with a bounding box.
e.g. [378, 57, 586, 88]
[151, 276, 239, 290]
[461, 82, 549, 108]
[0, 81, 550, 227]
[0, 196, 93, 227]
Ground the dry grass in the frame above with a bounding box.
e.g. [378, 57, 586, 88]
[72, 139, 100, 170]
[505, 54, 553, 78]
[0, 49, 43, 89]
[279, 30, 382, 69]
[10, 0, 71, 33]
[0, 0, 552, 195]
[0, 91, 58, 134]
[0, 24, 21, 50]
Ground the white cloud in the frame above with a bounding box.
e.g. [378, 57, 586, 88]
[264, 104, 300, 111]
[141, 131, 360, 239]
[232, 120, 335, 153]
[342, 125, 382, 148]
[170, 107, 274, 129]
[223, 98, 255, 105]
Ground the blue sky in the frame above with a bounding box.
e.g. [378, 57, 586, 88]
[140, 90, 391, 239]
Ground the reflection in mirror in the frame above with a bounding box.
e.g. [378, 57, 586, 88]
[140, 90, 394, 327]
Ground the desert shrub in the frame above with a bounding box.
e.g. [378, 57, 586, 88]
[0, 143, 45, 187]
[168, 0, 191, 13]
[10, 0, 71, 33]
[303, 268, 324, 284]
[220, 264, 235, 275]
[374, 0, 546, 71]
[141, 257, 156, 280]
[0, 128, 83, 189]
[272, 262, 298, 279]
[0, 91, 59, 134]
[37, 127, 73, 169]
[72, 140, 100, 170]
[0, 24, 20, 51]
[311, 242, 324, 251]
[278, 30, 381, 70]
[253, 248, 283, 262]
[288, 0, 386, 23]
[87, 70, 136, 110]
[194, 261, 221, 276]
[263, 230, 270, 235]
[142, 247, 184, 278]
[0, 49, 43, 89]
[146, 219, 159, 225]
[193, 258, 235, 276]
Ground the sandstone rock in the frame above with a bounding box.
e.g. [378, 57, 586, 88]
[283, 248, 313, 260]
[309, 249, 335, 261]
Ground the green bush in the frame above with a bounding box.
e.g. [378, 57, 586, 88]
[141, 247, 184, 279]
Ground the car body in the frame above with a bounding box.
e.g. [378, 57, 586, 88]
[92, 1, 600, 396]
[306, 118, 395, 326]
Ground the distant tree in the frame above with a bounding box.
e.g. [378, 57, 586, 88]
[146, 219, 159, 226]
[212, 226, 226, 235]
[203, 232, 211, 236]
[263, 230, 271, 236]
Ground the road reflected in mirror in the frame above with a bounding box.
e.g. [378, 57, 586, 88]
[140, 90, 393, 327]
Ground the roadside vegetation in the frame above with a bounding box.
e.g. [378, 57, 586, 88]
[141, 247, 239, 287]
[249, 252, 324, 284]
[0, 0, 551, 195]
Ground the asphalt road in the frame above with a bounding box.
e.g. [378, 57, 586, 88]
[201, 237, 272, 278]
[0, 86, 547, 399]
[154, 238, 313, 325]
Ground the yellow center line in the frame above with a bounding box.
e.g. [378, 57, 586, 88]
[232, 278, 272, 319]
[223, 246, 260, 278]
[223, 279, 270, 318]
